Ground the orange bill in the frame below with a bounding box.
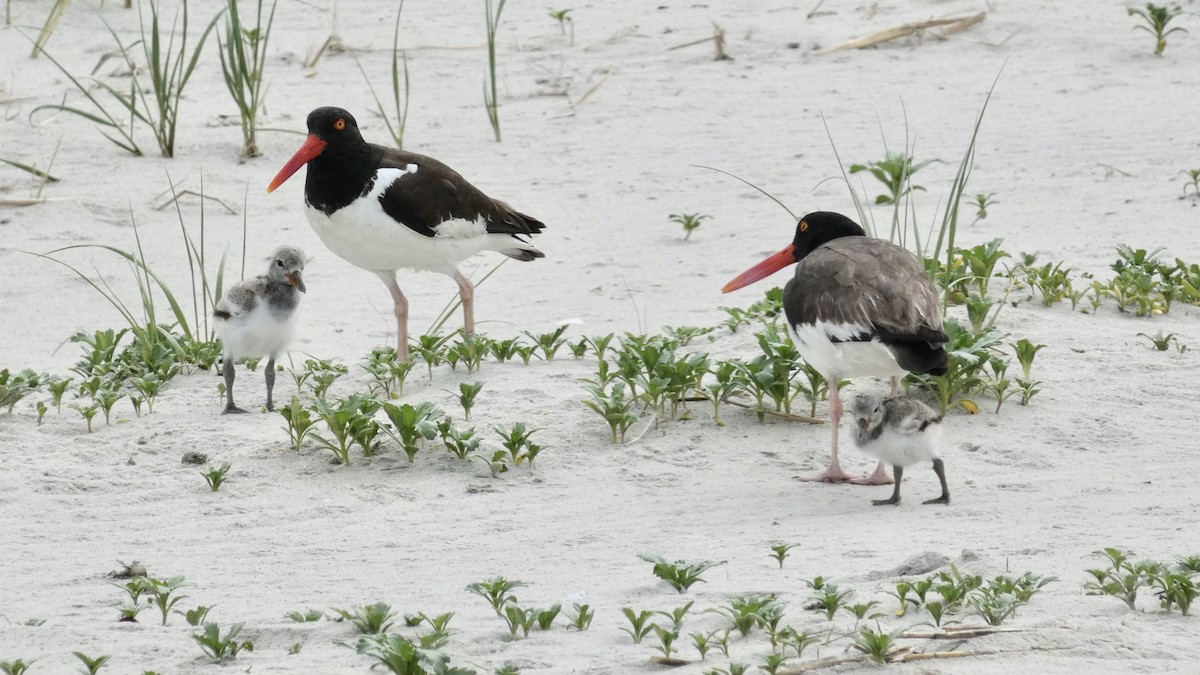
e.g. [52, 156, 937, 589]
[721, 245, 796, 293]
[267, 135, 327, 193]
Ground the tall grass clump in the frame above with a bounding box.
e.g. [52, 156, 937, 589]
[217, 0, 277, 157]
[483, 0, 508, 142]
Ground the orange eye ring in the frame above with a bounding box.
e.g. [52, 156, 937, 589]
[799, 220, 809, 232]
[334, 118, 346, 131]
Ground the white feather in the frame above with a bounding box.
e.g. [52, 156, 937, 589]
[305, 168, 537, 275]
[215, 300, 300, 361]
[789, 321, 907, 379]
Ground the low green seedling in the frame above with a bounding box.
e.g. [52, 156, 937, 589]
[285, 609, 324, 623]
[1128, 3, 1187, 55]
[620, 607, 655, 644]
[640, 553, 726, 593]
[852, 621, 903, 665]
[494, 421, 540, 466]
[383, 401, 444, 462]
[466, 577, 528, 616]
[352, 633, 470, 675]
[649, 623, 680, 659]
[0, 659, 34, 675]
[439, 419, 480, 459]
[193, 622, 253, 662]
[656, 600, 694, 632]
[565, 603, 593, 631]
[333, 602, 397, 635]
[279, 396, 316, 451]
[669, 212, 710, 240]
[582, 380, 638, 443]
[451, 381, 484, 420]
[73, 652, 110, 675]
[522, 325, 569, 361]
[201, 463, 231, 492]
[146, 576, 188, 626]
[180, 604, 215, 626]
[766, 540, 800, 569]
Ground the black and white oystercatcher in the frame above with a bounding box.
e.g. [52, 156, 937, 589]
[722, 211, 948, 484]
[849, 393, 949, 506]
[214, 246, 307, 414]
[267, 107, 545, 361]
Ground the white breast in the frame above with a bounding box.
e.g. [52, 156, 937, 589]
[217, 301, 300, 360]
[853, 422, 942, 467]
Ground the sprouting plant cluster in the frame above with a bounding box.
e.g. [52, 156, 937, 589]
[465, 577, 590, 639]
[1085, 548, 1199, 615]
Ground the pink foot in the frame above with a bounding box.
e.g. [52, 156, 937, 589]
[797, 467, 856, 483]
[847, 464, 894, 486]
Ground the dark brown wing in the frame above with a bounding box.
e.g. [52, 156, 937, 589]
[375, 146, 545, 239]
[784, 237, 948, 374]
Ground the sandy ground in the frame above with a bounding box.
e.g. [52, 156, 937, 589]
[2, 0, 1200, 673]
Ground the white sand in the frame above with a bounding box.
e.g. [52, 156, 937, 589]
[2, 1, 1199, 673]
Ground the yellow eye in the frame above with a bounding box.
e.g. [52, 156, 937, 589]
[799, 220, 809, 232]
[334, 118, 346, 131]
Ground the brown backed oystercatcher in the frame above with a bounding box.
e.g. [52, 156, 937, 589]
[722, 212, 948, 484]
[214, 246, 306, 414]
[267, 107, 545, 361]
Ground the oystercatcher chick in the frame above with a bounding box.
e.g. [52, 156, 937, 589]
[849, 393, 949, 506]
[213, 246, 306, 414]
[267, 107, 545, 362]
[722, 211, 948, 484]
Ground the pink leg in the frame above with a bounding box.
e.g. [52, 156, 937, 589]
[799, 377, 856, 483]
[890, 376, 900, 395]
[377, 272, 410, 362]
[452, 270, 475, 335]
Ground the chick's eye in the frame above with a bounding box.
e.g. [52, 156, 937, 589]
[334, 118, 346, 131]
[276, 260, 284, 267]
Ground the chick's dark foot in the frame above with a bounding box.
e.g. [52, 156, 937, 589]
[872, 496, 900, 506]
[223, 404, 248, 415]
[923, 494, 950, 505]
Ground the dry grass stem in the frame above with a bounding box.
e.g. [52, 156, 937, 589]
[820, 12, 985, 54]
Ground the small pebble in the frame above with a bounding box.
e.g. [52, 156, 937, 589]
[181, 452, 208, 465]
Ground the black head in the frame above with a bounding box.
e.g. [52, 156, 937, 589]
[790, 211, 866, 261]
[305, 107, 364, 145]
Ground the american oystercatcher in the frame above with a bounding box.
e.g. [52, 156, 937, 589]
[722, 211, 948, 484]
[214, 246, 307, 414]
[849, 392, 949, 506]
[267, 107, 545, 361]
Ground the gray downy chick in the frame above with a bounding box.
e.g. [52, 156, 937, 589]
[848, 392, 949, 507]
[213, 246, 306, 414]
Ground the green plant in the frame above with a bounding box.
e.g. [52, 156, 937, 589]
[354, 633, 473, 674]
[690, 629, 718, 660]
[447, 335, 490, 374]
[473, 449, 512, 477]
[201, 463, 232, 492]
[451, 381, 484, 420]
[193, 622, 254, 662]
[483, 0, 508, 141]
[118, 602, 146, 623]
[971, 192, 998, 220]
[1086, 547, 1158, 610]
[1138, 330, 1181, 352]
[334, 602, 398, 635]
[649, 623, 680, 660]
[766, 541, 800, 569]
[0, 659, 34, 675]
[669, 212, 711, 240]
[549, 8, 574, 43]
[640, 553, 726, 593]
[384, 401, 445, 462]
[36, 401, 48, 425]
[777, 628, 819, 659]
[758, 652, 788, 675]
[1177, 555, 1200, 573]
[496, 666, 521, 675]
[494, 421, 540, 466]
[810, 583, 853, 621]
[73, 652, 110, 675]
[1151, 570, 1197, 615]
[279, 396, 316, 451]
[969, 573, 1054, 625]
[523, 325, 569, 361]
[304, 357, 349, 398]
[180, 604, 215, 626]
[356, 2, 410, 149]
[145, 576, 189, 626]
[701, 361, 739, 426]
[217, 0, 277, 156]
[413, 333, 454, 380]
[534, 604, 561, 630]
[48, 377, 72, 412]
[362, 347, 415, 399]
[850, 151, 940, 205]
[1128, 3, 1187, 55]
[1181, 169, 1200, 199]
[922, 600, 950, 627]
[128, 372, 168, 414]
[620, 608, 655, 644]
[853, 621, 903, 665]
[311, 395, 383, 465]
[582, 380, 638, 443]
[907, 318, 1005, 413]
[466, 576, 527, 616]
[705, 664, 749, 675]
[708, 594, 778, 637]
[0, 369, 45, 413]
[438, 419, 481, 459]
[285, 608, 324, 623]
[565, 603, 593, 631]
[842, 600, 884, 632]
[656, 601, 694, 632]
